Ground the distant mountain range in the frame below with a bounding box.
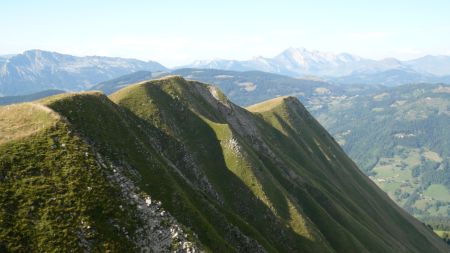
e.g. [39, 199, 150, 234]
[0, 50, 167, 96]
[184, 47, 450, 86]
[1, 48, 450, 97]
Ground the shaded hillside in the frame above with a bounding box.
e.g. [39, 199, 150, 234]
[0, 77, 447, 252]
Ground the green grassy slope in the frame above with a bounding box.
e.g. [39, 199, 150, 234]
[1, 77, 448, 252]
[246, 95, 448, 252]
[109, 76, 330, 252]
[110, 76, 447, 252]
[0, 102, 140, 252]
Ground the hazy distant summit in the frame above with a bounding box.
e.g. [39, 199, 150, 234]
[183, 47, 450, 83]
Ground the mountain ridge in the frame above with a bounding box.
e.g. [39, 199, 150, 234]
[1, 76, 448, 252]
[93, 71, 450, 228]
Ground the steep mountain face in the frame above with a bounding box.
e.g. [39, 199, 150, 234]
[0, 50, 167, 96]
[310, 83, 450, 220]
[0, 76, 448, 252]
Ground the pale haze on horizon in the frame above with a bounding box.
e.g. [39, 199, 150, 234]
[1, 0, 450, 67]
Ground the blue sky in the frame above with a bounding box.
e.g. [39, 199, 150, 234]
[1, 0, 450, 66]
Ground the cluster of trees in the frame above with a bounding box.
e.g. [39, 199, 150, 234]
[422, 216, 450, 245]
[421, 161, 450, 188]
